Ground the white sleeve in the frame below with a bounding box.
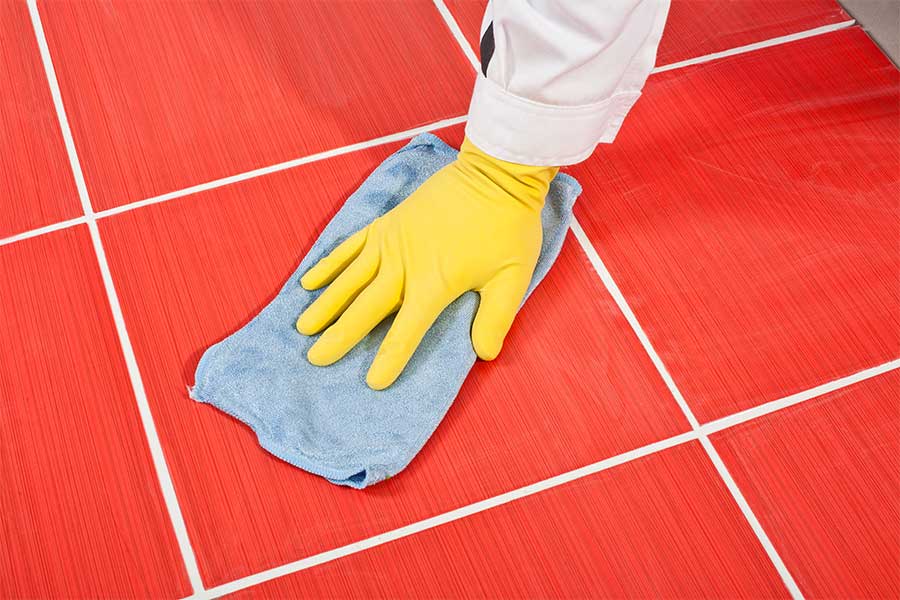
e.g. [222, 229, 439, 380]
[464, 0, 670, 166]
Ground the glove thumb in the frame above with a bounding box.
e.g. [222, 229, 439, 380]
[471, 267, 531, 361]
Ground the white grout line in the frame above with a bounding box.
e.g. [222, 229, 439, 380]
[190, 6, 863, 600]
[698, 435, 803, 579]
[0, 215, 87, 247]
[569, 222, 699, 429]
[185, 431, 699, 599]
[433, 0, 481, 73]
[26, 0, 205, 594]
[180, 11, 875, 599]
[12, 4, 878, 597]
[433, 0, 481, 69]
[652, 20, 856, 73]
[570, 217, 804, 599]
[2, 114, 466, 247]
[2, 17, 857, 248]
[177, 355, 899, 600]
[430, 2, 838, 593]
[94, 116, 468, 220]
[702, 359, 900, 436]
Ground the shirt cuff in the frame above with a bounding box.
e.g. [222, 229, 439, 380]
[464, 74, 641, 166]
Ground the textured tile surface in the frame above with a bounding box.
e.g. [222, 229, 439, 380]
[99, 129, 688, 584]
[234, 443, 787, 599]
[37, 0, 473, 210]
[443, 0, 848, 67]
[0, 227, 190, 598]
[0, 0, 80, 238]
[659, 0, 848, 65]
[3, 1, 895, 596]
[572, 29, 899, 421]
[713, 370, 900, 599]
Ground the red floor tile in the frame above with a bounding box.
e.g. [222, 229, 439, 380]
[442, 0, 485, 54]
[0, 227, 190, 598]
[659, 0, 848, 65]
[36, 0, 473, 211]
[571, 29, 900, 421]
[235, 442, 787, 598]
[712, 370, 900, 599]
[0, 1, 80, 239]
[443, 0, 847, 68]
[98, 127, 689, 584]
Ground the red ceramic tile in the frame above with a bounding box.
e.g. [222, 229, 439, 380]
[443, 0, 847, 68]
[0, 227, 190, 598]
[442, 0, 485, 54]
[36, 0, 473, 211]
[0, 1, 80, 238]
[658, 0, 848, 65]
[571, 29, 900, 421]
[99, 126, 689, 584]
[712, 370, 900, 599]
[235, 442, 787, 598]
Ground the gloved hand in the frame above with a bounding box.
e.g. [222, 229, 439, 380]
[296, 137, 558, 390]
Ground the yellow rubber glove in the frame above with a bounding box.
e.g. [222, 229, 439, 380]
[296, 138, 558, 390]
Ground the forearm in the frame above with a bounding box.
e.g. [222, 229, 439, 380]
[466, 0, 670, 166]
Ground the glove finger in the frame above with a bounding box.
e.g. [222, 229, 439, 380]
[300, 227, 367, 291]
[471, 266, 531, 360]
[366, 293, 451, 390]
[307, 269, 401, 366]
[296, 247, 378, 335]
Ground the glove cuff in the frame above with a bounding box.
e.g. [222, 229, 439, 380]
[458, 137, 558, 211]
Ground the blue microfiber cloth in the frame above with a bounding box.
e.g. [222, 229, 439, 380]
[190, 133, 581, 488]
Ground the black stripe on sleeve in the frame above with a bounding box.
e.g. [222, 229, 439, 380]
[479, 22, 495, 77]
